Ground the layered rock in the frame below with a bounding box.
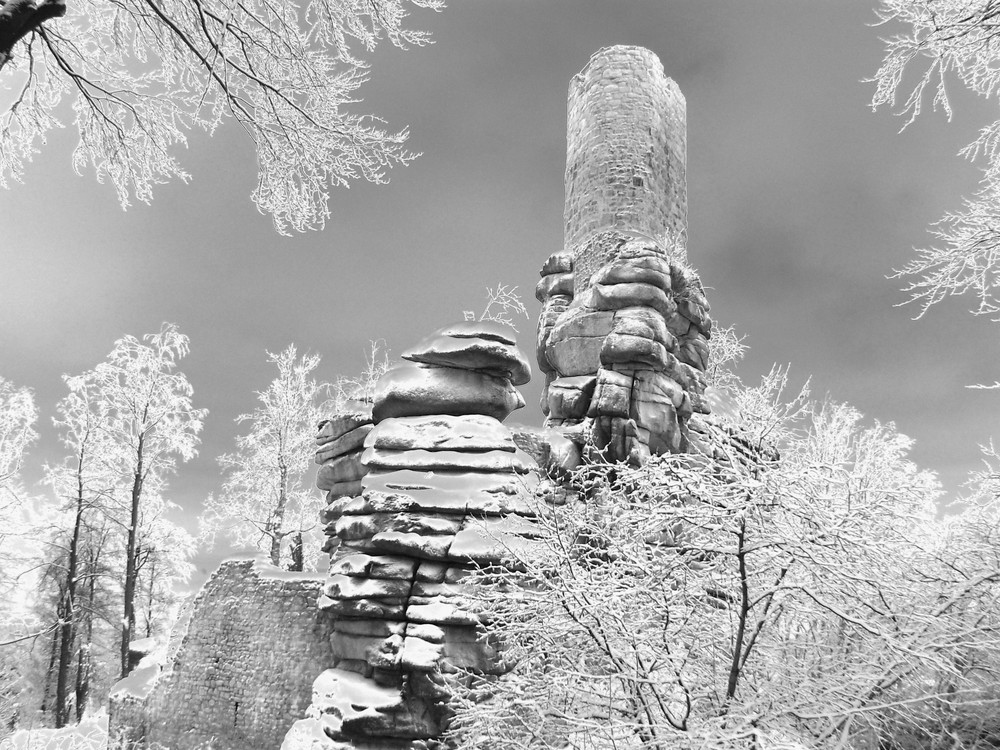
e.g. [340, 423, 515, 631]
[285, 322, 541, 750]
[538, 236, 712, 465]
[316, 401, 374, 549]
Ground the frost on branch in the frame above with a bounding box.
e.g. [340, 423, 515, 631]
[0, 0, 444, 234]
[872, 0, 1000, 316]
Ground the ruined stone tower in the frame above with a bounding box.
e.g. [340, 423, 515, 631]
[565, 45, 688, 291]
[538, 45, 712, 466]
[110, 45, 716, 750]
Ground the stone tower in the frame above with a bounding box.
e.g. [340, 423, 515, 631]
[565, 45, 688, 291]
[537, 46, 713, 465]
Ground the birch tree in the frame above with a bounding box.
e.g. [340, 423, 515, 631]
[200, 345, 326, 570]
[0, 0, 443, 234]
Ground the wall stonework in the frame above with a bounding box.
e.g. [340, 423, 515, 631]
[565, 46, 687, 294]
[534, 46, 711, 467]
[109, 559, 336, 750]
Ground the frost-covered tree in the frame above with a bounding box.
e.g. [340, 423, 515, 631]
[0, 0, 443, 233]
[0, 377, 38, 733]
[0, 375, 37, 516]
[73, 323, 205, 678]
[449, 369, 1000, 750]
[43, 376, 117, 727]
[200, 345, 326, 570]
[873, 0, 1000, 317]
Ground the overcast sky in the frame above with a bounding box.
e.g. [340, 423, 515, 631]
[3, 1, 998, 578]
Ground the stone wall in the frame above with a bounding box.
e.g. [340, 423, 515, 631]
[109, 558, 336, 750]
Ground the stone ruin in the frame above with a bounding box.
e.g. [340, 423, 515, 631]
[281, 45, 718, 750]
[109, 44, 739, 750]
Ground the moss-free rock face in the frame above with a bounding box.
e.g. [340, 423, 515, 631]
[108, 559, 336, 750]
[538, 239, 712, 465]
[286, 324, 541, 750]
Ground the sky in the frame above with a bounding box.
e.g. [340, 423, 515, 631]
[3, 0, 999, 579]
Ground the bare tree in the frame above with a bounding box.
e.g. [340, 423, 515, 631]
[449, 369, 1000, 749]
[73, 323, 205, 678]
[44, 376, 116, 727]
[0, 0, 443, 233]
[872, 0, 1000, 317]
[200, 345, 326, 570]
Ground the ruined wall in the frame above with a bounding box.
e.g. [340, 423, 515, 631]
[109, 559, 336, 750]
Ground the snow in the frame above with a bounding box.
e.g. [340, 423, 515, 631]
[399, 636, 444, 671]
[312, 668, 402, 721]
[216, 552, 324, 582]
[129, 636, 156, 654]
[109, 663, 160, 700]
[2, 712, 108, 750]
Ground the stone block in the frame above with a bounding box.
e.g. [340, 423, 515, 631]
[546, 375, 596, 420]
[316, 424, 374, 465]
[366, 415, 516, 453]
[372, 363, 524, 423]
[330, 554, 418, 581]
[317, 451, 366, 489]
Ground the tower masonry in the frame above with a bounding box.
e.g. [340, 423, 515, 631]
[538, 45, 713, 465]
[565, 45, 688, 293]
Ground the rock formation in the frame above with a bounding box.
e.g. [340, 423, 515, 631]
[115, 44, 737, 750]
[538, 46, 712, 466]
[284, 320, 541, 750]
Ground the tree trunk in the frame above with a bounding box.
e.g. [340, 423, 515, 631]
[120, 439, 143, 678]
[39, 621, 60, 721]
[289, 532, 303, 572]
[75, 551, 96, 722]
[145, 553, 155, 638]
[0, 0, 66, 72]
[268, 463, 289, 566]
[55, 459, 85, 727]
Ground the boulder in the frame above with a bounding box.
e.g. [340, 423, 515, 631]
[362, 447, 535, 474]
[402, 331, 531, 386]
[373, 363, 524, 423]
[367, 415, 517, 454]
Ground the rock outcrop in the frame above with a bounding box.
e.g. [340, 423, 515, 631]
[537, 236, 713, 466]
[284, 321, 541, 750]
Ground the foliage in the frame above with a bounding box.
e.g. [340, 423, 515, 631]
[200, 345, 326, 570]
[0, 0, 443, 234]
[872, 0, 1000, 317]
[448, 368, 1000, 750]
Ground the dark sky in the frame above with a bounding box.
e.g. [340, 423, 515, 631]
[3, 1, 998, 577]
